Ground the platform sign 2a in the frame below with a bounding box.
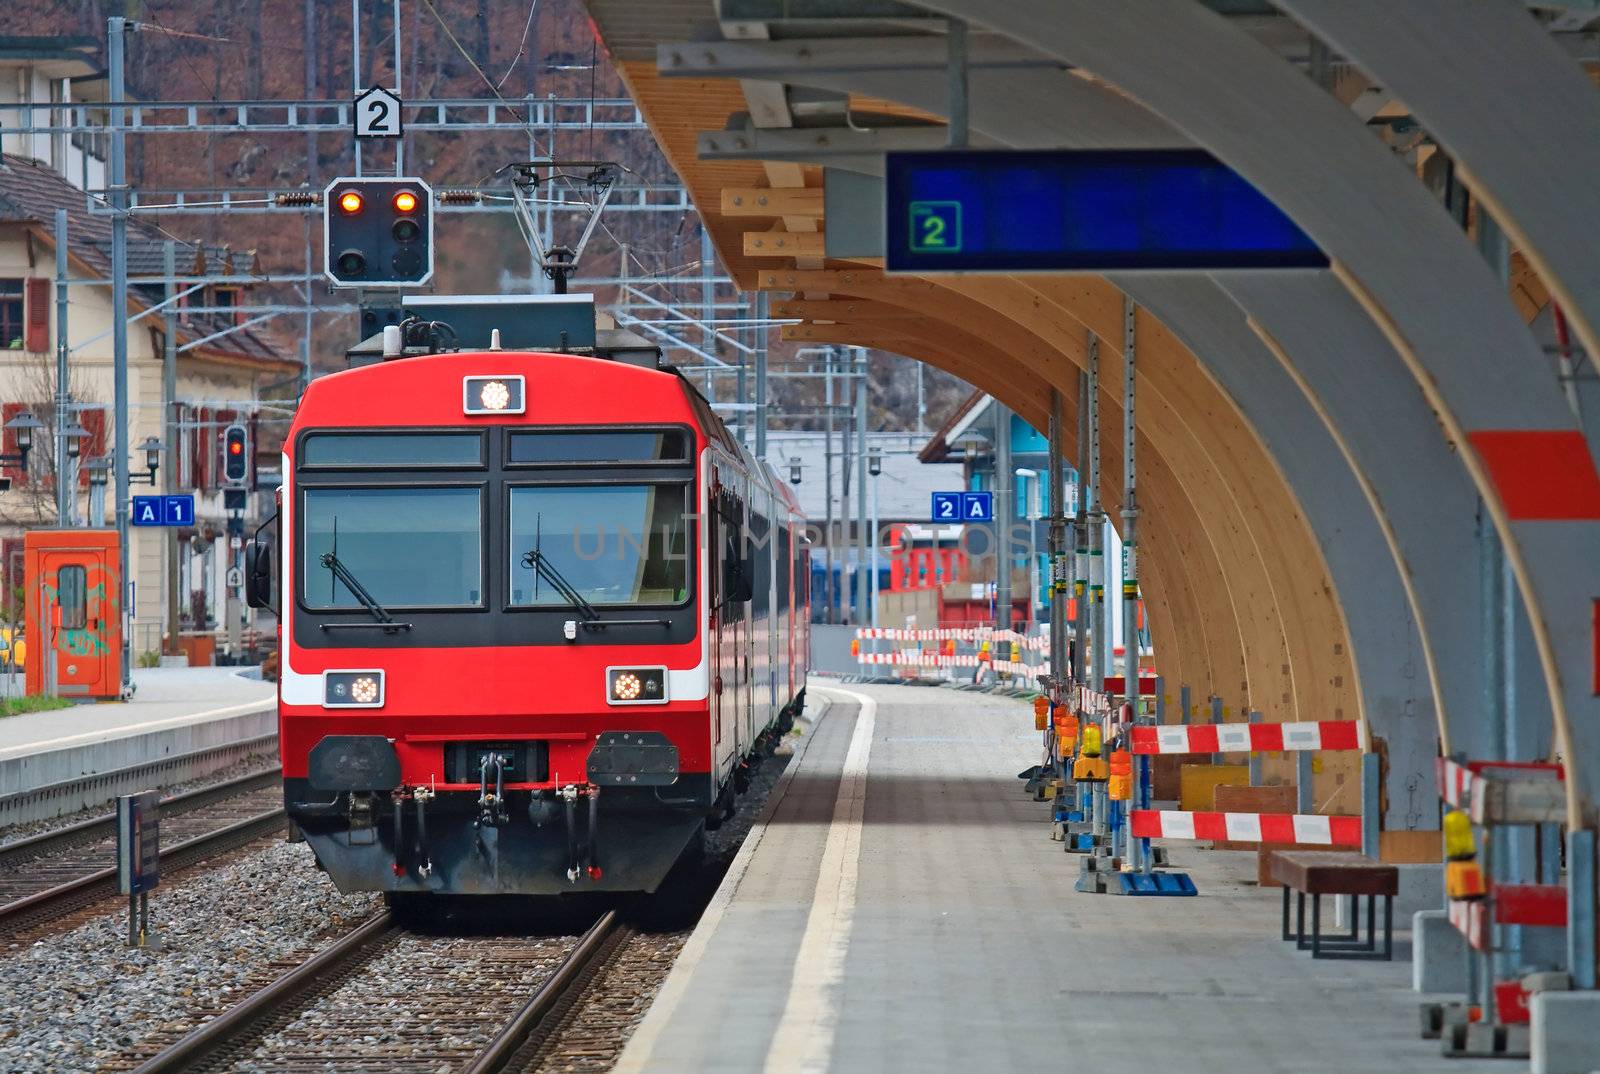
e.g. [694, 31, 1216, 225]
[117, 790, 160, 896]
[131, 495, 194, 527]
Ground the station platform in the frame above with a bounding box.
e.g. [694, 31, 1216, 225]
[618, 681, 1499, 1074]
[0, 667, 276, 823]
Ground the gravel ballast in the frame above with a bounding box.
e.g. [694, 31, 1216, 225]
[0, 840, 377, 1073]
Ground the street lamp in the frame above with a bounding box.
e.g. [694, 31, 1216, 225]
[868, 448, 882, 477]
[85, 456, 110, 527]
[62, 421, 90, 460]
[128, 435, 162, 486]
[1, 410, 43, 471]
[788, 456, 803, 485]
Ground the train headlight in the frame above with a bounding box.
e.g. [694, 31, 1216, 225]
[324, 670, 385, 708]
[606, 666, 667, 705]
[463, 374, 526, 415]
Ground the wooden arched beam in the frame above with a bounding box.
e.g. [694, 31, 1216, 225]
[782, 317, 1232, 701]
[765, 269, 1333, 721]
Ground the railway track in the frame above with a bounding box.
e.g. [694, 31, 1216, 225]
[0, 771, 285, 941]
[127, 909, 628, 1074]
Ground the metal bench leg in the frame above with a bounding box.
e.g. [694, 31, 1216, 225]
[1383, 894, 1393, 961]
[1349, 894, 1360, 942]
[1297, 891, 1309, 950]
[1312, 893, 1322, 958]
[1365, 893, 1377, 952]
[1282, 884, 1292, 941]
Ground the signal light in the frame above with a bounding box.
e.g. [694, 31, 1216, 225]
[323, 177, 434, 287]
[222, 423, 249, 485]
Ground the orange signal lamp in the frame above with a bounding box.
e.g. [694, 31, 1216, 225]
[392, 190, 418, 213]
[338, 190, 365, 214]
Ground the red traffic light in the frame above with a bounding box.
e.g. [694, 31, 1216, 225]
[392, 190, 418, 213]
[338, 190, 364, 214]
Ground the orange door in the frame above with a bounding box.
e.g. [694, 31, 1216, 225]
[39, 546, 118, 697]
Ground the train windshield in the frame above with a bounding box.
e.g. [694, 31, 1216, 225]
[303, 487, 483, 608]
[508, 484, 691, 607]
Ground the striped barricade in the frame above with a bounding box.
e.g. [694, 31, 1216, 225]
[1130, 719, 1365, 756]
[1436, 758, 1564, 823]
[1131, 808, 1362, 848]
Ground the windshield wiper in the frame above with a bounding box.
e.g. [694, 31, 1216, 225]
[521, 548, 602, 623]
[320, 551, 412, 633]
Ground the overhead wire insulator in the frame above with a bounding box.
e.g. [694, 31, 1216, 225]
[274, 191, 320, 207]
[437, 190, 482, 205]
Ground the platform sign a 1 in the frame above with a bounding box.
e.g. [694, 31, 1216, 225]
[353, 86, 402, 139]
[962, 491, 994, 522]
[117, 790, 160, 896]
[131, 495, 194, 527]
[931, 491, 962, 522]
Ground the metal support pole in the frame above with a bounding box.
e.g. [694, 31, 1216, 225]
[1180, 683, 1192, 725]
[994, 400, 1012, 630]
[1047, 389, 1067, 691]
[1248, 711, 1263, 786]
[1297, 751, 1315, 814]
[871, 468, 880, 630]
[53, 209, 69, 527]
[163, 242, 180, 658]
[109, 16, 132, 696]
[1087, 333, 1106, 694]
[1210, 695, 1224, 765]
[1121, 295, 1140, 697]
[1360, 752, 1381, 860]
[823, 353, 835, 624]
[855, 351, 868, 627]
[1072, 372, 1089, 689]
[1568, 829, 1597, 990]
[946, 18, 968, 149]
[755, 291, 768, 460]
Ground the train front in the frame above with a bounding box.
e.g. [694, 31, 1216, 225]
[263, 350, 713, 896]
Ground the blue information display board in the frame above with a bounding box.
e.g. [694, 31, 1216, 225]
[885, 149, 1326, 273]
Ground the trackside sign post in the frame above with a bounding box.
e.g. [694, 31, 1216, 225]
[117, 790, 161, 948]
[884, 148, 1327, 274]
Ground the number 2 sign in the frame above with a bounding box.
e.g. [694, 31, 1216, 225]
[354, 86, 403, 139]
[908, 201, 962, 254]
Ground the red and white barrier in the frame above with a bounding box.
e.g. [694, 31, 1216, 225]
[1130, 808, 1363, 847]
[1129, 719, 1364, 756]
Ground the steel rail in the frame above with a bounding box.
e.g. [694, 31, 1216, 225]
[0, 807, 286, 939]
[129, 910, 399, 1074]
[0, 768, 280, 865]
[463, 909, 625, 1074]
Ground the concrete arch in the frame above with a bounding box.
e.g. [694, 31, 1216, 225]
[915, 0, 1600, 828]
[1278, 0, 1600, 429]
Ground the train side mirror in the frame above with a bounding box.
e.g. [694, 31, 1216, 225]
[243, 539, 273, 610]
[724, 558, 754, 605]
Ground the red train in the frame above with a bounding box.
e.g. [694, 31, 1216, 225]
[246, 333, 809, 896]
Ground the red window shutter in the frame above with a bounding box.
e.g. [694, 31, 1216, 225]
[78, 410, 107, 487]
[24, 279, 49, 353]
[1, 402, 22, 480]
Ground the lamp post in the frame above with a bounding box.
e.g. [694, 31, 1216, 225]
[1, 411, 43, 476]
[788, 457, 803, 486]
[86, 456, 110, 527]
[128, 436, 163, 486]
[1015, 467, 1041, 634]
[868, 448, 882, 635]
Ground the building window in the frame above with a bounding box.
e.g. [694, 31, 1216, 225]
[0, 280, 23, 349]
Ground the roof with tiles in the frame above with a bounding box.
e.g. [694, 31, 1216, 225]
[0, 152, 284, 366]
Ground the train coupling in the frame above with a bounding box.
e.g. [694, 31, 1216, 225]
[476, 752, 511, 829]
[560, 783, 603, 884]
